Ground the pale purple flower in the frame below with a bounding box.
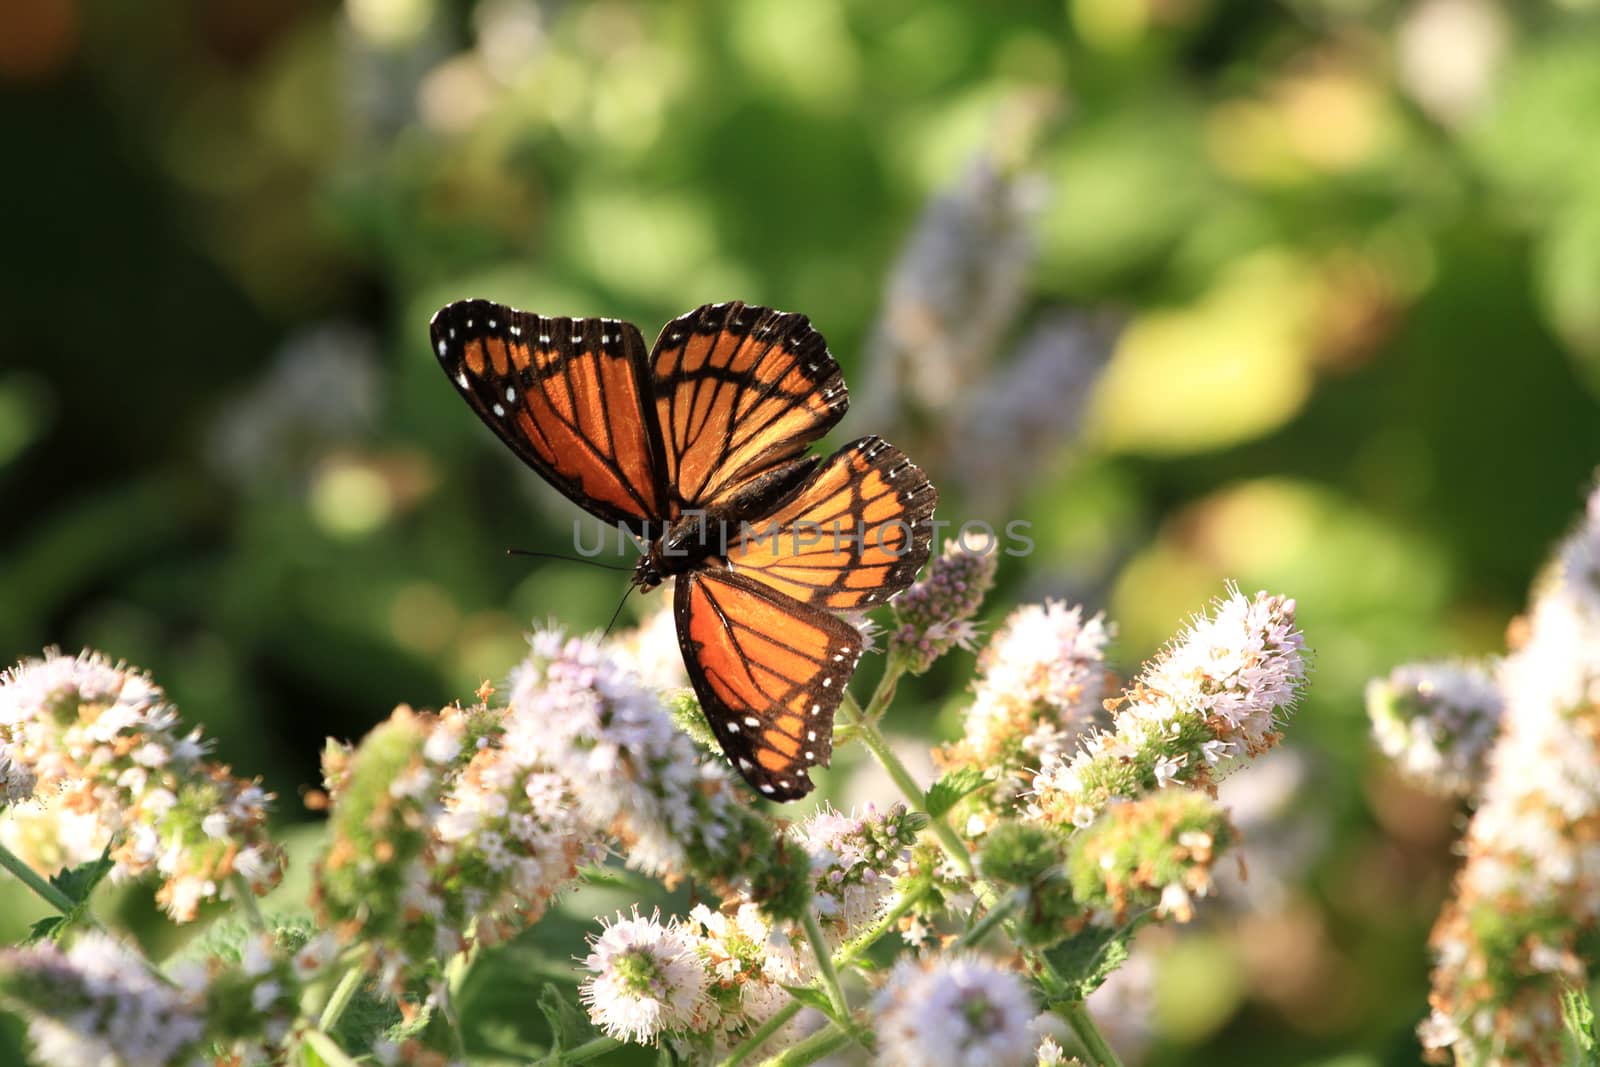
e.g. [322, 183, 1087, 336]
[891, 538, 999, 674]
[954, 311, 1117, 512]
[939, 600, 1113, 825]
[506, 628, 748, 878]
[0, 934, 205, 1067]
[793, 804, 921, 945]
[1367, 659, 1503, 797]
[874, 954, 1038, 1067]
[862, 154, 1046, 425]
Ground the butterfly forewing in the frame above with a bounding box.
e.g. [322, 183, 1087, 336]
[650, 302, 847, 516]
[674, 569, 863, 800]
[432, 299, 669, 531]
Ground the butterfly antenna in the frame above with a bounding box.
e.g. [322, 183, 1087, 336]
[602, 584, 635, 640]
[506, 548, 633, 573]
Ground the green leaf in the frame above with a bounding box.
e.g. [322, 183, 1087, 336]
[24, 849, 114, 944]
[25, 916, 63, 944]
[1042, 920, 1138, 1001]
[925, 767, 987, 819]
[1563, 984, 1600, 1064]
[781, 984, 839, 1021]
[537, 983, 590, 1053]
[52, 850, 114, 904]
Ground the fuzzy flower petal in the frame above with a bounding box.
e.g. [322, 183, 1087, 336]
[874, 954, 1038, 1067]
[581, 911, 710, 1045]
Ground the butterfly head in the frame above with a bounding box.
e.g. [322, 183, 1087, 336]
[631, 552, 666, 594]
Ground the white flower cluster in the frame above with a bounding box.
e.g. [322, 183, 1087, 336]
[1423, 485, 1600, 1064]
[1367, 659, 1503, 797]
[793, 803, 921, 946]
[0, 650, 284, 921]
[1032, 588, 1306, 830]
[581, 911, 711, 1045]
[578, 803, 923, 1054]
[0, 931, 335, 1067]
[316, 702, 594, 988]
[939, 600, 1113, 827]
[580, 906, 814, 1055]
[0, 934, 205, 1067]
[874, 954, 1039, 1067]
[506, 628, 748, 879]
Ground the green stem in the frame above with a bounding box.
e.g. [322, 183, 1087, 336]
[836, 886, 923, 968]
[230, 874, 267, 935]
[718, 1002, 802, 1067]
[560, 1036, 623, 1063]
[720, 887, 928, 1067]
[1062, 1000, 1125, 1067]
[758, 1023, 855, 1067]
[317, 964, 365, 1033]
[799, 911, 851, 1024]
[862, 658, 904, 722]
[0, 841, 77, 914]
[953, 888, 1023, 951]
[301, 1030, 362, 1067]
[838, 692, 974, 878]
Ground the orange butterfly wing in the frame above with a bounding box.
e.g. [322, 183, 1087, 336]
[675, 567, 863, 800]
[726, 435, 937, 610]
[432, 299, 668, 532]
[649, 302, 846, 515]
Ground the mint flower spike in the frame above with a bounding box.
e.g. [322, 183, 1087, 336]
[315, 701, 595, 990]
[0, 649, 285, 922]
[863, 153, 1046, 423]
[793, 803, 924, 947]
[1030, 586, 1306, 830]
[685, 901, 813, 1055]
[1366, 659, 1502, 798]
[1066, 788, 1236, 925]
[0, 934, 206, 1067]
[890, 536, 999, 674]
[938, 599, 1113, 829]
[507, 626, 809, 920]
[580, 909, 710, 1046]
[874, 953, 1038, 1067]
[1423, 482, 1600, 1065]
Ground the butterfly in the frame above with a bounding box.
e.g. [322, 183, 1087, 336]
[431, 299, 937, 800]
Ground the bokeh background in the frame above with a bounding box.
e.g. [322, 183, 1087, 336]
[5, 0, 1600, 1063]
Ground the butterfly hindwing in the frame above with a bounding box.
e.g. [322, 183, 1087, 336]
[726, 435, 937, 610]
[674, 568, 863, 800]
[432, 299, 669, 532]
[650, 302, 847, 516]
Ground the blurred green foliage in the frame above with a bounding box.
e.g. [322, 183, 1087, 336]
[4, 0, 1600, 1064]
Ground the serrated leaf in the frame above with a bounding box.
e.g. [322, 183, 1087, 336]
[23, 850, 114, 944]
[537, 983, 590, 1052]
[1043, 921, 1136, 1001]
[781, 984, 839, 1020]
[925, 767, 987, 819]
[51, 850, 114, 905]
[1564, 984, 1600, 1063]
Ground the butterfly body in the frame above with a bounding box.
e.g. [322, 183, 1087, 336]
[433, 298, 937, 800]
[630, 454, 820, 592]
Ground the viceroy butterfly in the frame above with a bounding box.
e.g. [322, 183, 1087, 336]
[432, 299, 937, 800]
